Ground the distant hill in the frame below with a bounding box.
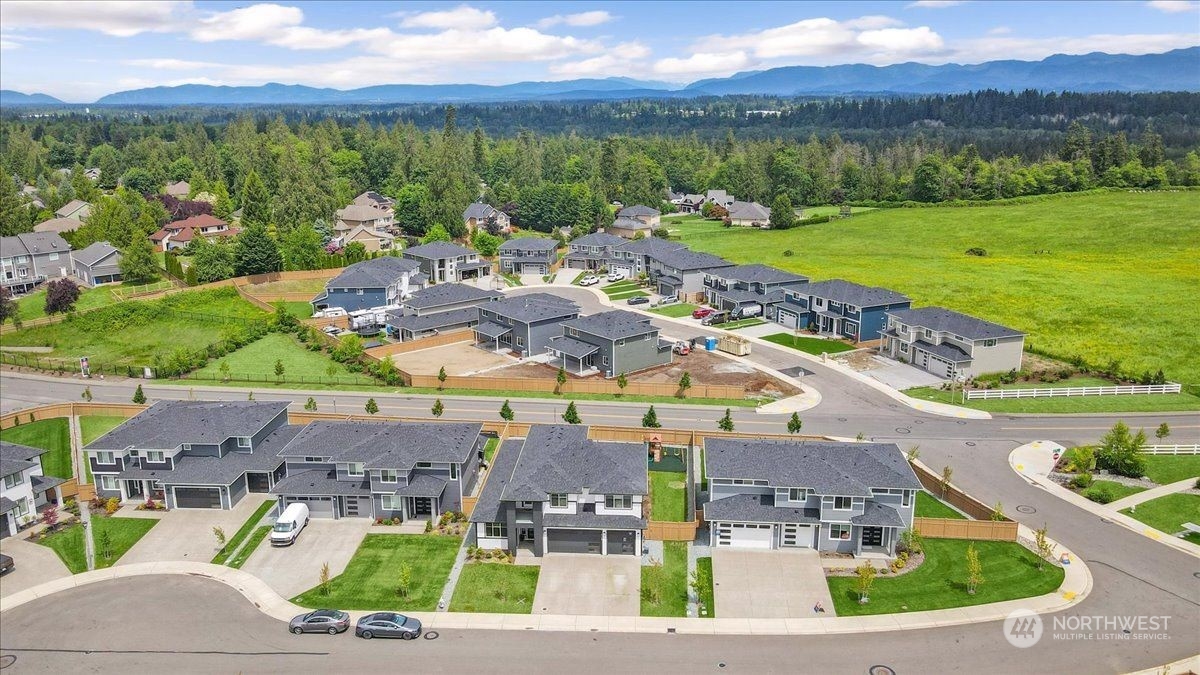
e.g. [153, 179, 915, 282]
[6, 48, 1196, 106]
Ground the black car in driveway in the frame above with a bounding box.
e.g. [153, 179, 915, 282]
[289, 609, 350, 635]
[355, 612, 422, 639]
[0, 554, 13, 575]
[626, 296, 649, 306]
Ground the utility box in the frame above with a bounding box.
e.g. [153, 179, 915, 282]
[717, 335, 751, 356]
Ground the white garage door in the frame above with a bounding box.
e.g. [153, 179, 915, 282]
[780, 524, 815, 548]
[286, 496, 336, 518]
[714, 522, 774, 549]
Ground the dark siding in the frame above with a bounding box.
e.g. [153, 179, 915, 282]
[89, 455, 125, 475]
[228, 474, 248, 506]
[322, 287, 388, 312]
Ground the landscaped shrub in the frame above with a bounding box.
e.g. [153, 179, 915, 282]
[1082, 484, 1116, 504]
[1070, 473, 1094, 489]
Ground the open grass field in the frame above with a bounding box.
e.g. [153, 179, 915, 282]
[915, 491, 967, 519]
[39, 516, 158, 573]
[15, 286, 122, 322]
[650, 303, 699, 318]
[0, 417, 71, 479]
[292, 534, 461, 611]
[649, 471, 688, 521]
[676, 191, 1200, 385]
[450, 563, 540, 613]
[192, 333, 355, 382]
[641, 541, 689, 617]
[1121, 493, 1200, 537]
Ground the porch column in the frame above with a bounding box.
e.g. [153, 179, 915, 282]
[5, 512, 17, 536]
[143, 480, 152, 500]
[53, 485, 63, 506]
[601, 529, 608, 555]
[118, 479, 129, 502]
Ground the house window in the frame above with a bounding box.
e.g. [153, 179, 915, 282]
[146, 451, 164, 463]
[381, 495, 401, 510]
[347, 463, 364, 478]
[515, 336, 525, 347]
[983, 339, 997, 347]
[99, 475, 118, 491]
[416, 462, 432, 468]
[49, 252, 59, 261]
[846, 304, 858, 314]
[833, 496, 852, 509]
[3, 472, 23, 489]
[788, 488, 806, 501]
[605, 495, 632, 509]
[924, 329, 932, 338]
[449, 464, 458, 480]
[95, 451, 115, 464]
[549, 493, 568, 508]
[903, 490, 912, 507]
[602, 356, 609, 366]
[843, 320, 858, 335]
[379, 469, 398, 483]
[485, 522, 507, 538]
[829, 524, 851, 540]
[236, 437, 251, 449]
[14, 497, 30, 518]
[182, 444, 191, 452]
[304, 456, 325, 463]
[900, 343, 909, 354]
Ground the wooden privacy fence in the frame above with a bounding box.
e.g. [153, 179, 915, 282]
[910, 459, 1013, 523]
[646, 520, 699, 541]
[366, 330, 474, 358]
[1142, 445, 1200, 455]
[405, 373, 745, 400]
[914, 517, 1018, 541]
[0, 402, 146, 431]
[965, 383, 1182, 399]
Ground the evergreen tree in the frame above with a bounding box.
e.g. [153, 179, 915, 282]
[499, 399, 514, 421]
[234, 224, 282, 276]
[132, 384, 146, 404]
[787, 412, 803, 434]
[642, 405, 661, 428]
[431, 398, 444, 417]
[238, 170, 272, 229]
[119, 229, 161, 284]
[365, 398, 379, 415]
[561, 401, 581, 424]
[421, 223, 452, 244]
[769, 194, 796, 229]
[281, 224, 324, 271]
[717, 408, 734, 432]
[190, 236, 236, 283]
[304, 397, 318, 412]
[0, 175, 33, 236]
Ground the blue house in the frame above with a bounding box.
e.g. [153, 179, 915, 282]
[775, 279, 910, 343]
[311, 257, 426, 313]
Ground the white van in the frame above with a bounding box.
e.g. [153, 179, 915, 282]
[732, 304, 763, 320]
[271, 502, 310, 546]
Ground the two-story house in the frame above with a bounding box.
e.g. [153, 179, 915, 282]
[497, 237, 559, 275]
[617, 205, 661, 228]
[271, 420, 484, 521]
[0, 231, 72, 295]
[882, 307, 1026, 379]
[54, 199, 92, 221]
[471, 424, 647, 556]
[643, 246, 733, 298]
[703, 438, 920, 555]
[403, 241, 491, 283]
[563, 231, 628, 270]
[72, 241, 123, 286]
[84, 401, 298, 509]
[1, 441, 67, 538]
[335, 204, 394, 235]
[33, 217, 84, 236]
[311, 257, 425, 313]
[550, 310, 673, 377]
[473, 293, 580, 357]
[675, 194, 706, 214]
[149, 214, 237, 251]
[385, 283, 501, 342]
[340, 224, 395, 253]
[776, 279, 911, 343]
[462, 202, 511, 234]
[608, 237, 687, 278]
[606, 216, 653, 239]
[352, 190, 396, 213]
[705, 189, 735, 208]
[704, 264, 809, 321]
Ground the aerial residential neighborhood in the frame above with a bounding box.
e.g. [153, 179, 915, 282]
[0, 1, 1197, 673]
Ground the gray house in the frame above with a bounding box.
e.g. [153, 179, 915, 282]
[471, 424, 646, 556]
[608, 237, 687, 278]
[882, 307, 1026, 379]
[704, 264, 809, 321]
[72, 241, 122, 286]
[704, 438, 920, 554]
[385, 283, 501, 342]
[776, 279, 911, 343]
[84, 401, 296, 510]
[403, 241, 490, 283]
[271, 420, 484, 520]
[473, 293, 580, 357]
[563, 231, 627, 270]
[0, 231, 72, 295]
[311, 257, 425, 313]
[498, 237, 558, 275]
[550, 310, 672, 377]
[1, 441, 67, 538]
[643, 246, 733, 297]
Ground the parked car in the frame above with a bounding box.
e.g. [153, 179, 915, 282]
[289, 610, 350, 635]
[322, 325, 341, 336]
[606, 270, 626, 282]
[271, 502, 310, 546]
[731, 304, 763, 319]
[579, 274, 600, 286]
[672, 341, 691, 356]
[355, 612, 423, 640]
[0, 554, 13, 575]
[692, 307, 714, 319]
[701, 311, 729, 326]
[626, 296, 649, 306]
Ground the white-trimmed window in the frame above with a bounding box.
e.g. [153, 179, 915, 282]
[788, 488, 806, 501]
[416, 462, 432, 468]
[900, 343, 909, 354]
[3, 472, 23, 489]
[549, 493, 568, 508]
[347, 463, 364, 478]
[14, 497, 30, 517]
[379, 469, 398, 483]
[99, 475, 118, 491]
[304, 456, 325, 463]
[449, 464, 458, 480]
[485, 522, 507, 538]
[983, 339, 997, 347]
[95, 451, 115, 464]
[833, 496, 852, 510]
[236, 437, 251, 449]
[903, 490, 912, 507]
[605, 495, 632, 509]
[381, 495, 401, 511]
[49, 252, 59, 261]
[924, 329, 933, 338]
[515, 336, 525, 347]
[146, 451, 165, 463]
[843, 320, 859, 335]
[829, 524, 851, 540]
[182, 444, 192, 452]
[356, 289, 364, 295]
[846, 304, 858, 314]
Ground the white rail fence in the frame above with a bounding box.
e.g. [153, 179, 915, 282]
[964, 383, 1182, 400]
[1141, 445, 1200, 455]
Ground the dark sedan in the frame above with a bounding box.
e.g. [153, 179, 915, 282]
[289, 609, 350, 635]
[626, 296, 650, 305]
[355, 612, 422, 640]
[0, 554, 12, 575]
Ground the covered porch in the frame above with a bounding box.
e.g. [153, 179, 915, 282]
[473, 321, 512, 353]
[851, 502, 905, 556]
[545, 335, 600, 376]
[457, 260, 492, 281]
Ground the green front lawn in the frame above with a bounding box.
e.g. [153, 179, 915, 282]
[905, 386, 1200, 414]
[719, 318, 767, 330]
[827, 539, 1064, 616]
[191, 333, 359, 383]
[695, 556, 715, 618]
[449, 563, 540, 613]
[1141, 455, 1200, 485]
[212, 500, 276, 565]
[915, 491, 966, 519]
[228, 526, 271, 569]
[608, 290, 649, 301]
[39, 516, 158, 573]
[650, 303, 700, 318]
[1121, 493, 1200, 536]
[760, 333, 857, 355]
[0, 417, 72, 479]
[292, 534, 461, 611]
[641, 541, 688, 617]
[1081, 480, 1146, 504]
[650, 471, 688, 521]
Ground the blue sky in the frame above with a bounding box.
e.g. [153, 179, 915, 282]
[2, 1, 1197, 102]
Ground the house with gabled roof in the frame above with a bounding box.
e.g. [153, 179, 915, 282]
[549, 309, 673, 377]
[617, 204, 661, 227]
[335, 204, 394, 235]
[353, 190, 395, 212]
[727, 200, 771, 227]
[33, 217, 83, 235]
[606, 215, 653, 239]
[149, 214, 237, 251]
[385, 283, 501, 342]
[882, 307, 1026, 379]
[54, 199, 91, 220]
[473, 292, 580, 357]
[704, 264, 809, 321]
[777, 279, 911, 343]
[165, 180, 190, 198]
[642, 246, 733, 298]
[403, 241, 490, 283]
[1, 441, 68, 538]
[462, 202, 511, 234]
[311, 256, 424, 313]
[607, 236, 686, 278]
[1, 231, 72, 294]
[498, 237, 558, 275]
[563, 231, 626, 270]
[72, 241, 122, 286]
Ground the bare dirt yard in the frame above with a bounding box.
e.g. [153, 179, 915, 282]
[388, 341, 518, 376]
[241, 278, 330, 295]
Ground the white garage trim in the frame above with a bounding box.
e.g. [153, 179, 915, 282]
[282, 495, 337, 518]
[712, 521, 775, 549]
[780, 523, 816, 548]
[170, 485, 224, 510]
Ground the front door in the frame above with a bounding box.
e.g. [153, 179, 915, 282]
[126, 480, 144, 499]
[861, 527, 884, 547]
[411, 497, 432, 516]
[518, 527, 535, 544]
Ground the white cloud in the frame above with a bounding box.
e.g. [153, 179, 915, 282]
[188, 4, 390, 50]
[549, 42, 650, 77]
[0, 40, 19, 51]
[123, 58, 221, 70]
[396, 5, 497, 30]
[696, 16, 941, 60]
[536, 10, 615, 29]
[653, 51, 754, 78]
[0, 0, 190, 37]
[366, 27, 601, 63]
[988, 26, 1012, 35]
[1146, 1, 1199, 12]
[857, 26, 944, 53]
[906, 1, 965, 8]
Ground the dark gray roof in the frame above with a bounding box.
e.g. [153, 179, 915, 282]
[1, 441, 43, 477]
[618, 205, 661, 218]
[463, 202, 500, 220]
[713, 287, 787, 306]
[470, 439, 524, 523]
[851, 502, 905, 527]
[615, 237, 685, 257]
[159, 424, 300, 485]
[542, 513, 647, 530]
[569, 232, 626, 248]
[547, 335, 600, 358]
[501, 425, 647, 502]
[473, 320, 512, 339]
[499, 237, 557, 252]
[402, 283, 500, 310]
[85, 401, 289, 451]
[0, 231, 71, 259]
[804, 279, 910, 308]
[31, 474, 67, 492]
[482, 293, 579, 324]
[458, 260, 491, 271]
[72, 241, 120, 268]
[727, 201, 771, 221]
[887, 307, 1024, 340]
[913, 339, 971, 363]
[713, 264, 808, 285]
[560, 310, 658, 341]
[271, 469, 370, 497]
[403, 241, 476, 260]
[658, 275, 683, 286]
[387, 306, 479, 333]
[327, 257, 421, 290]
[0, 496, 16, 513]
[609, 217, 651, 231]
[704, 493, 821, 524]
[277, 420, 481, 470]
[393, 473, 448, 497]
[704, 438, 920, 496]
[648, 247, 732, 272]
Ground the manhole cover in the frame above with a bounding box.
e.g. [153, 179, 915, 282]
[423, 631, 439, 640]
[913, 419, 924, 425]
[895, 427, 911, 434]
[869, 667, 897, 675]
[956, 420, 967, 425]
[1192, 572, 1200, 579]
[965, 441, 976, 447]
[718, 663, 727, 669]
[838, 417, 848, 422]
[1016, 505, 1037, 514]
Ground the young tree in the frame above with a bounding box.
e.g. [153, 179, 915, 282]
[555, 367, 567, 394]
[940, 465, 953, 498]
[499, 399, 514, 421]
[717, 408, 734, 432]
[213, 526, 227, 554]
[81, 386, 93, 402]
[768, 194, 796, 229]
[431, 398, 444, 417]
[677, 371, 692, 398]
[132, 384, 146, 404]
[365, 398, 379, 415]
[41, 505, 59, 529]
[855, 561, 876, 603]
[44, 278, 81, 314]
[248, 391, 255, 400]
[319, 562, 332, 596]
[304, 397, 318, 412]
[616, 372, 628, 396]
[1155, 422, 1170, 440]
[421, 223, 452, 244]
[1096, 421, 1147, 477]
[990, 502, 1005, 521]
[218, 360, 231, 382]
[642, 405, 661, 428]
[274, 359, 285, 380]
[397, 562, 414, 598]
[98, 527, 114, 561]
[787, 412, 803, 434]
[1070, 446, 1095, 473]
[234, 224, 282, 276]
[965, 542, 984, 594]
[1034, 524, 1055, 570]
[562, 401, 581, 424]
[437, 366, 448, 390]
[119, 230, 161, 284]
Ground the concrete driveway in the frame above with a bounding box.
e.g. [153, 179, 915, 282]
[239, 518, 372, 599]
[711, 548, 836, 618]
[118, 495, 274, 565]
[532, 554, 640, 616]
[856, 356, 946, 390]
[0, 536, 71, 598]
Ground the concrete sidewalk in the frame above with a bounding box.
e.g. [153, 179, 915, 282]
[1107, 477, 1199, 511]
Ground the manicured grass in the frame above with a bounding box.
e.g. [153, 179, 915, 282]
[905, 386, 1200, 413]
[915, 491, 966, 519]
[1141, 456, 1200, 485]
[641, 541, 688, 617]
[15, 286, 121, 322]
[79, 415, 130, 483]
[212, 500, 276, 565]
[649, 303, 700, 318]
[678, 191, 1200, 385]
[760, 333, 857, 355]
[38, 516, 158, 573]
[483, 437, 499, 463]
[228, 526, 271, 569]
[719, 318, 767, 330]
[192, 333, 355, 382]
[277, 301, 316, 318]
[0, 417, 71, 479]
[695, 556, 715, 618]
[1121, 493, 1200, 536]
[1081, 480, 1146, 504]
[292, 534, 461, 611]
[827, 538, 1064, 616]
[607, 290, 649, 301]
[449, 563, 540, 613]
[650, 471, 688, 522]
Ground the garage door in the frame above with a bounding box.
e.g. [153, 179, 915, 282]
[714, 522, 774, 549]
[174, 487, 222, 509]
[547, 529, 602, 554]
[286, 496, 336, 518]
[780, 524, 815, 548]
[606, 529, 637, 555]
[522, 264, 546, 275]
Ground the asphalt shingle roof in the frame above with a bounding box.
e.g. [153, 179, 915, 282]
[271, 469, 370, 497]
[501, 425, 647, 502]
[156, 424, 301, 485]
[473, 321, 513, 338]
[618, 205, 661, 218]
[712, 264, 808, 285]
[326, 257, 421, 289]
[614, 237, 685, 257]
[463, 203, 500, 220]
[403, 241, 476, 260]
[913, 339, 971, 363]
[804, 279, 910, 308]
[560, 310, 658, 341]
[72, 241, 120, 267]
[851, 502, 905, 527]
[336, 204, 391, 221]
[704, 493, 821, 524]
[546, 335, 601, 358]
[387, 306, 480, 333]
[470, 438, 524, 523]
[482, 293, 579, 324]
[542, 512, 647, 529]
[0, 441, 44, 478]
[277, 420, 481, 470]
[85, 401, 289, 451]
[727, 201, 771, 221]
[569, 232, 626, 249]
[0, 496, 17, 513]
[499, 237, 558, 252]
[704, 438, 920, 496]
[33, 217, 84, 234]
[0, 231, 71, 259]
[402, 283, 500, 310]
[609, 217, 651, 231]
[648, 247, 732, 272]
[887, 307, 1024, 340]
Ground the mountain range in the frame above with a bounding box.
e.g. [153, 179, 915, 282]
[2, 48, 1196, 106]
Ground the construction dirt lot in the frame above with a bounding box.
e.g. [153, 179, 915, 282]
[387, 341, 517, 376]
